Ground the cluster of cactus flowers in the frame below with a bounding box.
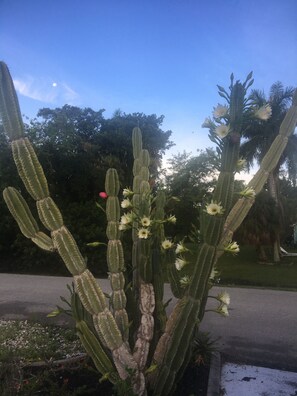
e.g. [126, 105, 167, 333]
[1, 61, 296, 396]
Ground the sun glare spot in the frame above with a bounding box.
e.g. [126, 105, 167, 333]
[52, 82, 57, 87]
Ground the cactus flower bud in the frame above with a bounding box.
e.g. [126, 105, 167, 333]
[99, 192, 108, 199]
[167, 215, 177, 224]
[123, 188, 134, 197]
[209, 267, 219, 281]
[224, 241, 240, 254]
[180, 275, 191, 288]
[236, 157, 247, 171]
[239, 187, 256, 199]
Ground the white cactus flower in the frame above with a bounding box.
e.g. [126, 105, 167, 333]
[123, 188, 134, 197]
[175, 242, 188, 255]
[202, 117, 213, 128]
[217, 291, 230, 306]
[215, 124, 230, 138]
[175, 257, 188, 271]
[162, 239, 173, 250]
[217, 304, 229, 317]
[224, 241, 240, 254]
[121, 198, 132, 209]
[205, 200, 224, 216]
[213, 104, 229, 118]
[141, 216, 151, 227]
[254, 104, 272, 120]
[120, 212, 133, 225]
[138, 228, 150, 239]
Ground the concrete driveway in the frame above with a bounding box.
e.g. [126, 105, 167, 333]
[0, 273, 296, 371]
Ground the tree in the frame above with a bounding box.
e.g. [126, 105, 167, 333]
[165, 149, 218, 237]
[235, 190, 280, 261]
[26, 106, 174, 199]
[241, 82, 296, 261]
[0, 105, 174, 273]
[98, 110, 174, 187]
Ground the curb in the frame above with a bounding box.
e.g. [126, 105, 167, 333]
[207, 352, 221, 396]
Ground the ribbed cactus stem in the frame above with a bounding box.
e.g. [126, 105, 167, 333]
[105, 169, 129, 341]
[3, 186, 54, 251]
[149, 80, 247, 395]
[0, 62, 25, 140]
[76, 320, 119, 384]
[130, 127, 155, 372]
[12, 138, 49, 200]
[0, 63, 147, 395]
[151, 191, 167, 337]
[221, 90, 297, 248]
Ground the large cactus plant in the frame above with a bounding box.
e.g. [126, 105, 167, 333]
[1, 61, 296, 395]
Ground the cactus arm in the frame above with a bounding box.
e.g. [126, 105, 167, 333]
[151, 85, 297, 395]
[0, 62, 148, 395]
[130, 128, 155, 371]
[76, 320, 119, 384]
[105, 168, 129, 341]
[3, 186, 54, 251]
[221, 89, 297, 248]
[149, 80, 247, 395]
[150, 191, 168, 351]
[11, 138, 49, 200]
[0, 62, 25, 139]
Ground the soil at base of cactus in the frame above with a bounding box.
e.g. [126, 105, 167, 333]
[13, 362, 209, 395]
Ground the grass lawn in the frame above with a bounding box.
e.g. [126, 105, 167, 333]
[216, 246, 297, 290]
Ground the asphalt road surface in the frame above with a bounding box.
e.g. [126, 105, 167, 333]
[0, 273, 296, 371]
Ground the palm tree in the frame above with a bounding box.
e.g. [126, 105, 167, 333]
[241, 82, 297, 262]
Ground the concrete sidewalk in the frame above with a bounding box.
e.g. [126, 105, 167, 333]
[220, 362, 297, 396]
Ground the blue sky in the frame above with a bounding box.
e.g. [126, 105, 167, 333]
[1, 0, 296, 162]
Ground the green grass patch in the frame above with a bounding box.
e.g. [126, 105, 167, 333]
[217, 246, 297, 290]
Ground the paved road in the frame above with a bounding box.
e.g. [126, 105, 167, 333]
[0, 273, 296, 371]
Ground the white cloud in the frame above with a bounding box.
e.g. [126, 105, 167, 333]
[61, 82, 79, 103]
[13, 76, 79, 105]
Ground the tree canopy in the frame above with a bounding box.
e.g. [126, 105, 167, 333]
[239, 82, 296, 261]
[24, 105, 174, 202]
[0, 106, 174, 273]
[165, 149, 218, 237]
